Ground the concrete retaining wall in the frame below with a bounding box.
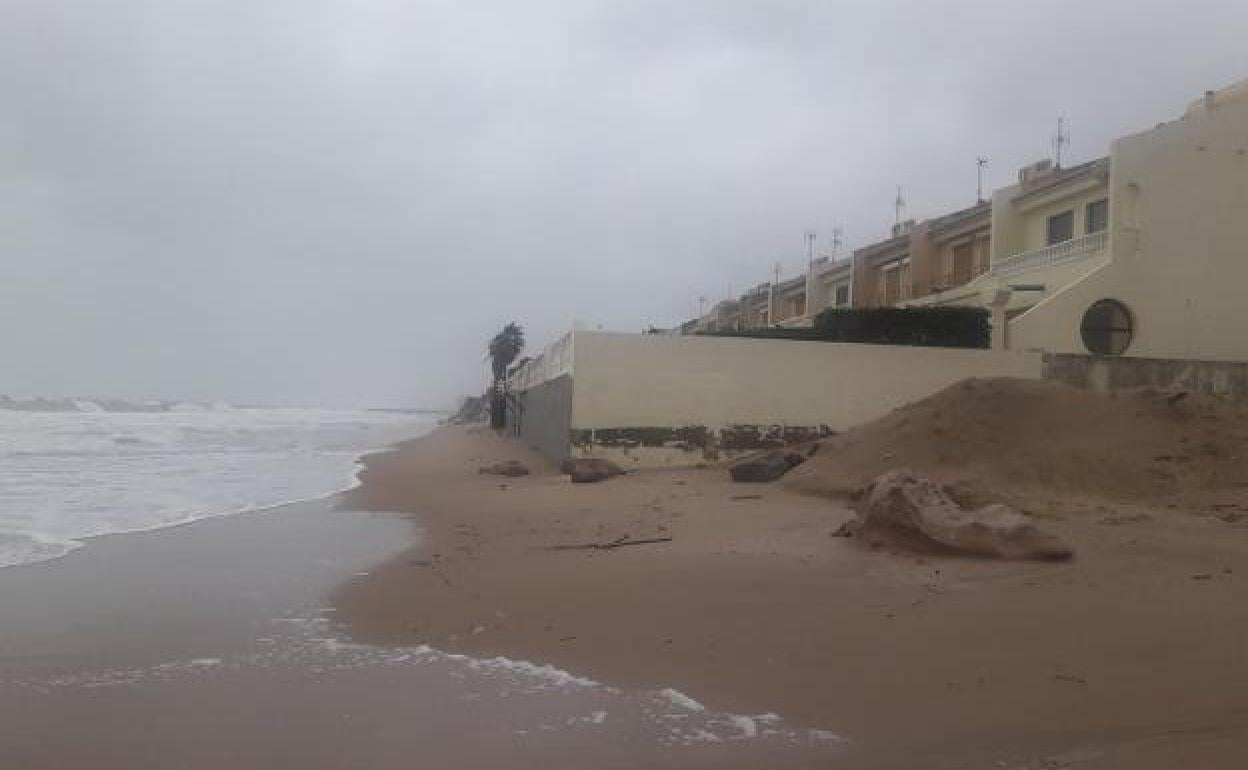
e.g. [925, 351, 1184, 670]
[1044, 353, 1248, 401]
[564, 331, 1044, 468]
[507, 374, 574, 464]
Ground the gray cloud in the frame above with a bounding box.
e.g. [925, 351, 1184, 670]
[2, 0, 1245, 406]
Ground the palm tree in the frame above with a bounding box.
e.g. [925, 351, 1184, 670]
[487, 323, 524, 428]
[488, 323, 525, 384]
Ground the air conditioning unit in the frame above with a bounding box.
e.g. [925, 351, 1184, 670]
[891, 219, 916, 238]
[1018, 159, 1055, 186]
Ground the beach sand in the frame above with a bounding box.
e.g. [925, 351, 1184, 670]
[0, 483, 837, 769]
[337, 421, 1248, 769]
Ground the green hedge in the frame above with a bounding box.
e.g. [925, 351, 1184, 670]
[700, 307, 990, 349]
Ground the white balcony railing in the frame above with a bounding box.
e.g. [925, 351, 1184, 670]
[992, 230, 1108, 278]
[507, 331, 574, 393]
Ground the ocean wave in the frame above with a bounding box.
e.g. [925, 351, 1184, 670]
[8, 614, 846, 750]
[0, 408, 433, 570]
[0, 531, 82, 569]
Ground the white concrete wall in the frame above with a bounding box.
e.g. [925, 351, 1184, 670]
[1010, 80, 1248, 360]
[568, 331, 1042, 466]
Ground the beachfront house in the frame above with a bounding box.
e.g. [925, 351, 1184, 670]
[1006, 80, 1248, 363]
[904, 78, 1248, 367]
[903, 158, 1111, 320]
[669, 77, 1248, 393]
[770, 275, 809, 327]
[851, 223, 913, 307]
[807, 256, 854, 317]
[850, 202, 994, 310]
[905, 202, 993, 302]
[694, 299, 744, 333]
[740, 284, 771, 329]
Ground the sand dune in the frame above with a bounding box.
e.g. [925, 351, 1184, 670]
[785, 378, 1248, 513]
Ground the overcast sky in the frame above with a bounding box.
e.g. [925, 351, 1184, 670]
[2, 0, 1246, 407]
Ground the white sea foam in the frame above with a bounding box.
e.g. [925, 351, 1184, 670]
[659, 688, 706, 712]
[8, 614, 845, 750]
[727, 714, 759, 738]
[0, 407, 434, 569]
[0, 531, 82, 569]
[464, 656, 601, 689]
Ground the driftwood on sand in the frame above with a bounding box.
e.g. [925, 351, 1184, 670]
[848, 468, 1073, 561]
[548, 535, 673, 551]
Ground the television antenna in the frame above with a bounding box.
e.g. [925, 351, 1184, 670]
[1053, 117, 1069, 168]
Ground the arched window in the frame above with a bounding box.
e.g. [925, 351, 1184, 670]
[1080, 299, 1133, 356]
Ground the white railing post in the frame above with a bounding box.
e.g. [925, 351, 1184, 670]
[992, 231, 1108, 278]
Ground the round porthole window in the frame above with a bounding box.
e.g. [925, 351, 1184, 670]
[1080, 299, 1133, 356]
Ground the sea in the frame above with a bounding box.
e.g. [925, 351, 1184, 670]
[0, 400, 436, 569]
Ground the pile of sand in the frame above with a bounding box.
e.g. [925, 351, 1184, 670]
[783, 378, 1248, 509]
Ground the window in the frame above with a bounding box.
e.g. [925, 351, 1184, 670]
[1046, 210, 1074, 245]
[951, 243, 974, 284]
[1085, 198, 1109, 234]
[882, 264, 903, 305]
[834, 284, 849, 307]
[1080, 299, 1133, 356]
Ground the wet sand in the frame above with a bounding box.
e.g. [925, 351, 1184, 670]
[0, 496, 838, 769]
[337, 423, 1248, 769]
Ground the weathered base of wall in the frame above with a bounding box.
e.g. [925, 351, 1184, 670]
[1044, 353, 1248, 401]
[569, 424, 831, 468]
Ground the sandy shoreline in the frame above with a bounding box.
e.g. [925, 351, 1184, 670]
[337, 421, 1248, 768]
[5, 494, 833, 769]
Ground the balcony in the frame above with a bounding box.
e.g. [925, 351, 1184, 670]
[873, 282, 913, 308]
[507, 331, 573, 392]
[992, 230, 1109, 278]
[917, 265, 990, 297]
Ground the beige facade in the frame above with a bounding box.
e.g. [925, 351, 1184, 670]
[988, 158, 1112, 314]
[907, 160, 1111, 316]
[990, 160, 1110, 262]
[691, 298, 744, 333]
[1009, 80, 1248, 361]
[852, 228, 912, 307]
[771, 275, 809, 326]
[904, 203, 992, 303]
[853, 203, 992, 310]
[808, 256, 854, 315]
[682, 256, 854, 335]
[741, 284, 770, 328]
[676, 79, 1247, 365]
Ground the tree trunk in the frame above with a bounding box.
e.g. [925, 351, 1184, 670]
[489, 382, 506, 430]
